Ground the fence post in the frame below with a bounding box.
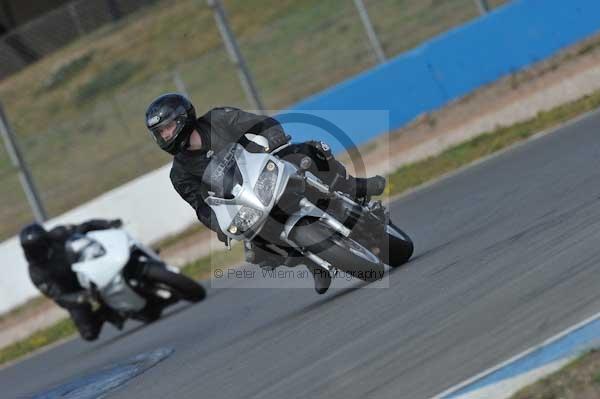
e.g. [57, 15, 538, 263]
[353, 0, 386, 64]
[206, 0, 265, 114]
[0, 101, 47, 222]
[474, 0, 490, 15]
[106, 0, 122, 21]
[5, 32, 39, 64]
[68, 2, 85, 37]
[173, 69, 191, 99]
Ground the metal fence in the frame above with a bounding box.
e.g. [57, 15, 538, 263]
[0, 0, 161, 80]
[0, 0, 509, 241]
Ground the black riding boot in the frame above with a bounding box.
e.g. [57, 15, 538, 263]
[276, 141, 387, 199]
[99, 306, 125, 330]
[311, 141, 387, 199]
[306, 263, 332, 294]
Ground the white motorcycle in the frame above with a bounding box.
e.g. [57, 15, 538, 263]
[203, 142, 414, 282]
[66, 228, 205, 323]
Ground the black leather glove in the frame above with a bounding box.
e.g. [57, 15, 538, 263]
[313, 140, 333, 161]
[243, 141, 268, 153]
[266, 133, 290, 152]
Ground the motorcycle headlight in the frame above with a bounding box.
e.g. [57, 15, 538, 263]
[230, 206, 263, 233]
[254, 161, 278, 206]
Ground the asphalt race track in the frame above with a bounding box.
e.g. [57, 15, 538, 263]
[3, 110, 600, 399]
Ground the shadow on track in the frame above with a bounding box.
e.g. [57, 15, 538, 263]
[387, 253, 424, 276]
[208, 284, 368, 353]
[86, 302, 199, 351]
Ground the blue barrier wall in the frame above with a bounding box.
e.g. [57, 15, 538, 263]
[277, 0, 600, 153]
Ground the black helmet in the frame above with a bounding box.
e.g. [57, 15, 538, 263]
[19, 223, 51, 263]
[145, 93, 198, 155]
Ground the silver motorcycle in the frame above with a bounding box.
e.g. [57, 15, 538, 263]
[203, 142, 414, 282]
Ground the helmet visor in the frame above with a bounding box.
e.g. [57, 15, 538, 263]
[148, 114, 185, 148]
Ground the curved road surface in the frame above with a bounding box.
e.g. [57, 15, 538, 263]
[3, 110, 600, 398]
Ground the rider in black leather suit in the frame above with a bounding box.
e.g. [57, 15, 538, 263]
[145, 94, 386, 294]
[20, 219, 124, 341]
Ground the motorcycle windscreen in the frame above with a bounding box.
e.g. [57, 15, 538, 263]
[71, 230, 131, 289]
[202, 143, 243, 199]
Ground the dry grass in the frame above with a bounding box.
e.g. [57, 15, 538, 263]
[511, 350, 600, 399]
[386, 84, 600, 196]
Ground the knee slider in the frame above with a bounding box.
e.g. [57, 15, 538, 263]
[80, 329, 100, 341]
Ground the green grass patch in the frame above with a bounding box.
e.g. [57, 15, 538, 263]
[0, 296, 50, 325]
[593, 369, 600, 385]
[0, 318, 75, 366]
[180, 243, 245, 280]
[385, 90, 600, 197]
[40, 52, 94, 92]
[75, 60, 139, 103]
[153, 223, 207, 252]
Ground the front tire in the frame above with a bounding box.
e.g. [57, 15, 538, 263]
[144, 263, 206, 302]
[380, 222, 414, 267]
[289, 220, 385, 282]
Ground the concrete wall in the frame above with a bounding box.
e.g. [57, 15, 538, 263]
[282, 0, 600, 153]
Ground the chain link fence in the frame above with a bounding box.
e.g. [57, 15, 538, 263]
[0, 0, 509, 240]
[0, 0, 160, 80]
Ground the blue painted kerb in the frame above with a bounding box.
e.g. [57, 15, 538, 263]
[443, 315, 600, 398]
[276, 0, 600, 154]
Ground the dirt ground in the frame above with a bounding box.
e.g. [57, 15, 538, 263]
[4, 32, 600, 348]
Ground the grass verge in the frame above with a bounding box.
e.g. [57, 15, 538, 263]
[510, 349, 600, 399]
[385, 89, 600, 196]
[180, 242, 244, 281]
[0, 296, 50, 326]
[0, 318, 75, 366]
[152, 223, 207, 252]
[2, 87, 600, 367]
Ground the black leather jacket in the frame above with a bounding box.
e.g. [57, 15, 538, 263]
[169, 107, 289, 238]
[27, 219, 118, 308]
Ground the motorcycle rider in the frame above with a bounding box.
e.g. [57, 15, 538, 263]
[20, 219, 125, 341]
[145, 93, 386, 294]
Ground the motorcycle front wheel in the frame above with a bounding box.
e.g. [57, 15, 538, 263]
[379, 222, 414, 267]
[143, 263, 206, 302]
[289, 220, 385, 282]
